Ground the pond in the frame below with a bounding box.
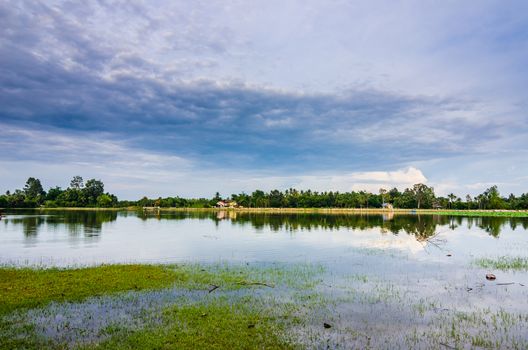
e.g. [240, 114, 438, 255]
[2, 209, 528, 348]
[1, 209, 527, 266]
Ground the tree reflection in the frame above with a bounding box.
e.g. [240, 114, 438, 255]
[3, 209, 527, 242]
[164, 211, 527, 240]
[2, 210, 118, 238]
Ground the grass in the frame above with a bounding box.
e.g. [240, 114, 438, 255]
[0, 264, 178, 315]
[0, 263, 323, 316]
[142, 207, 528, 217]
[431, 210, 528, 217]
[87, 298, 296, 350]
[170, 263, 324, 290]
[6, 206, 528, 217]
[3, 261, 528, 349]
[0, 263, 324, 349]
[473, 256, 528, 271]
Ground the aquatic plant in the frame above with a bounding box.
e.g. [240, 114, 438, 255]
[474, 256, 528, 271]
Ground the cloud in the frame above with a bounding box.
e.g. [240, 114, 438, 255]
[293, 167, 427, 193]
[1, 0, 527, 197]
[0, 124, 190, 167]
[0, 49, 511, 172]
[0, 124, 194, 198]
[0, 123, 427, 198]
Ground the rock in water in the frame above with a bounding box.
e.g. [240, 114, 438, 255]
[324, 323, 332, 329]
[486, 273, 496, 280]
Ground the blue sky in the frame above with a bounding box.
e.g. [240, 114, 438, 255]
[1, 1, 527, 199]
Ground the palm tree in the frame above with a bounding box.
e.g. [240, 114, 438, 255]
[448, 193, 457, 209]
[465, 194, 472, 210]
[379, 188, 387, 207]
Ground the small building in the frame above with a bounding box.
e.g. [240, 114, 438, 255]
[216, 200, 239, 208]
[382, 203, 394, 210]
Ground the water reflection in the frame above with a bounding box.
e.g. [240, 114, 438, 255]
[2, 209, 528, 266]
[139, 210, 528, 239]
[2, 210, 528, 242]
[2, 210, 117, 237]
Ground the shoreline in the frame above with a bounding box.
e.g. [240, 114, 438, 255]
[2, 207, 528, 217]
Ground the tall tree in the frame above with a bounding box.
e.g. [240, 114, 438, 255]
[465, 194, 472, 210]
[483, 185, 504, 209]
[83, 179, 105, 205]
[379, 188, 388, 206]
[23, 177, 45, 199]
[411, 184, 435, 209]
[70, 176, 84, 189]
[447, 193, 457, 209]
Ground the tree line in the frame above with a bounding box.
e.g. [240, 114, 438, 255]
[1, 177, 528, 210]
[0, 176, 118, 208]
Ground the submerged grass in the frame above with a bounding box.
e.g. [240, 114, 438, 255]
[173, 262, 324, 290]
[3, 261, 528, 349]
[0, 263, 324, 349]
[473, 256, 528, 271]
[0, 264, 178, 315]
[87, 297, 296, 350]
[0, 263, 323, 316]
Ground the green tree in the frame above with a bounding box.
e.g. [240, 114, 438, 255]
[23, 177, 45, 200]
[0, 195, 8, 208]
[46, 187, 63, 201]
[447, 193, 457, 209]
[483, 186, 504, 209]
[388, 188, 401, 206]
[97, 194, 113, 207]
[83, 179, 105, 205]
[251, 190, 267, 208]
[379, 188, 388, 206]
[411, 183, 435, 209]
[269, 190, 284, 207]
[465, 194, 472, 209]
[395, 189, 416, 208]
[70, 176, 84, 189]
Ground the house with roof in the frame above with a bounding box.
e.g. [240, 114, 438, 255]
[216, 200, 239, 208]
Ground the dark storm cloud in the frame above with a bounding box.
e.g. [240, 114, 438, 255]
[0, 41, 495, 170]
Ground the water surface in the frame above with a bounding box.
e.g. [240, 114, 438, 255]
[3, 210, 528, 347]
[1, 209, 527, 267]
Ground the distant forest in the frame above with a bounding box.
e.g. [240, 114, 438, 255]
[1, 176, 528, 210]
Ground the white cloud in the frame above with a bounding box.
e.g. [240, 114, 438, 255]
[1, 1, 527, 198]
[0, 123, 428, 198]
[291, 167, 427, 193]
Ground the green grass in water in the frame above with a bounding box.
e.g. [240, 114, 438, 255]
[87, 299, 296, 350]
[433, 210, 528, 217]
[0, 263, 322, 316]
[0, 263, 319, 349]
[0, 264, 178, 315]
[473, 256, 528, 271]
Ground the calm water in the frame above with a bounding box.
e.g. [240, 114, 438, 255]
[3, 209, 528, 348]
[1, 209, 528, 266]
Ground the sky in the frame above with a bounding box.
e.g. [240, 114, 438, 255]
[1, 0, 527, 199]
